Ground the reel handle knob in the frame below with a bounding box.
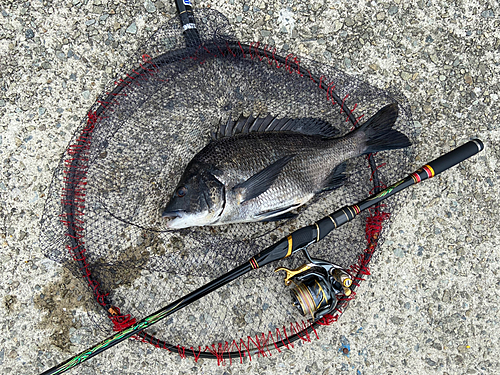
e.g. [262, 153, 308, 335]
[331, 269, 352, 288]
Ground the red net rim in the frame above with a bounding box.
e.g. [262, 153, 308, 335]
[59, 40, 391, 363]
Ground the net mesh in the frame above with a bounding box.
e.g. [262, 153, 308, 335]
[40, 9, 414, 362]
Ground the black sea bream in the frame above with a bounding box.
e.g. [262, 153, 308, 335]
[162, 104, 410, 229]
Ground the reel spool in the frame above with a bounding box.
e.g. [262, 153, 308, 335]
[276, 250, 353, 320]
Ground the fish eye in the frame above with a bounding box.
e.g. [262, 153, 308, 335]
[176, 186, 187, 197]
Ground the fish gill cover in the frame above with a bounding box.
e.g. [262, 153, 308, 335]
[40, 9, 414, 363]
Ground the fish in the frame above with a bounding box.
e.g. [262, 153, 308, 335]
[162, 103, 410, 229]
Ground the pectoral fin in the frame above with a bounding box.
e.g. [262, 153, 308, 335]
[233, 155, 295, 203]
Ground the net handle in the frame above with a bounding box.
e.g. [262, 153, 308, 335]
[174, 0, 201, 47]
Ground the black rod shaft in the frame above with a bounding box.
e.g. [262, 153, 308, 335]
[40, 262, 252, 375]
[312, 140, 484, 243]
[40, 139, 483, 374]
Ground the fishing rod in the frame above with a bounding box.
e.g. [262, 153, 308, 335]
[40, 139, 484, 375]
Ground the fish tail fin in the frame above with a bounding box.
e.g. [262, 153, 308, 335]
[357, 103, 411, 154]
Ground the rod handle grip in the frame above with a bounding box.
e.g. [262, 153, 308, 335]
[427, 139, 483, 177]
[286, 225, 317, 256]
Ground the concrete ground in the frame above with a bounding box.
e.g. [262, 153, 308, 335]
[1, 0, 499, 374]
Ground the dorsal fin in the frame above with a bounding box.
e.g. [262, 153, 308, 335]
[213, 114, 340, 139]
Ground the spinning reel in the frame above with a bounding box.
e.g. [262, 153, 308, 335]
[275, 247, 352, 321]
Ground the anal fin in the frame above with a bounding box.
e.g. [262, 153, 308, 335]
[322, 162, 347, 191]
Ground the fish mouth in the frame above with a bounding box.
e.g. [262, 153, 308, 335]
[163, 209, 186, 230]
[162, 209, 185, 219]
[162, 208, 218, 229]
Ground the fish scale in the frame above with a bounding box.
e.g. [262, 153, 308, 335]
[202, 133, 354, 217]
